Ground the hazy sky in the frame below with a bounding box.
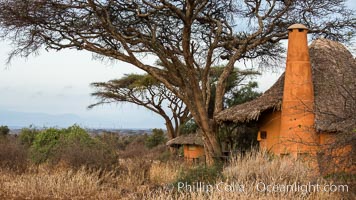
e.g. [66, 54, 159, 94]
[0, 43, 168, 128]
[0, 1, 355, 129]
[0, 43, 281, 129]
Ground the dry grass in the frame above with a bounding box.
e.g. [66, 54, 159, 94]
[149, 161, 181, 185]
[0, 158, 183, 199]
[0, 161, 170, 199]
[148, 150, 350, 200]
[219, 150, 345, 199]
[0, 166, 120, 199]
[0, 146, 353, 199]
[223, 150, 313, 183]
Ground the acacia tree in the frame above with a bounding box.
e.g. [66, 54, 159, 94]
[89, 67, 259, 140]
[0, 0, 354, 164]
[89, 73, 190, 140]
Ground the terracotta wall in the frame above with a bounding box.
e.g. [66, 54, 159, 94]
[258, 110, 281, 153]
[183, 145, 205, 161]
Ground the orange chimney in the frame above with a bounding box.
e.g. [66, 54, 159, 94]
[278, 24, 318, 156]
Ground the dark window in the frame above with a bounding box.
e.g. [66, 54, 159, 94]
[280, 153, 290, 158]
[298, 29, 304, 32]
[260, 131, 267, 139]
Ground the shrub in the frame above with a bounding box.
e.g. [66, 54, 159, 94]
[96, 131, 126, 150]
[30, 128, 64, 164]
[18, 127, 39, 147]
[157, 149, 171, 162]
[119, 136, 148, 159]
[62, 125, 94, 146]
[30, 125, 92, 164]
[145, 144, 172, 161]
[30, 125, 118, 169]
[0, 137, 28, 172]
[58, 139, 118, 170]
[145, 129, 166, 149]
[0, 125, 10, 136]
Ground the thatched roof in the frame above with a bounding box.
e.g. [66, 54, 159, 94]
[166, 134, 204, 146]
[215, 73, 284, 124]
[215, 39, 356, 133]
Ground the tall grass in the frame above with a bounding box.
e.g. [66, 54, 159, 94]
[0, 133, 352, 199]
[223, 150, 313, 184]
[149, 161, 181, 185]
[0, 166, 121, 199]
[147, 150, 348, 200]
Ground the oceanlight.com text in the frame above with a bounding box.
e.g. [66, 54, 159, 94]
[256, 182, 349, 194]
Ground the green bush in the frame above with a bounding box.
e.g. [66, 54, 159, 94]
[29, 125, 118, 169]
[31, 128, 64, 164]
[145, 129, 166, 149]
[19, 127, 39, 147]
[0, 125, 10, 136]
[62, 125, 94, 146]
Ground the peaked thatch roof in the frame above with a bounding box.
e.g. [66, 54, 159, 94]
[166, 133, 204, 146]
[215, 39, 356, 133]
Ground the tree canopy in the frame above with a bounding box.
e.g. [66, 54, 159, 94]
[89, 67, 259, 139]
[0, 0, 354, 164]
[90, 73, 190, 139]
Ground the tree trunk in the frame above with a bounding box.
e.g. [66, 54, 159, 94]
[193, 102, 222, 165]
[164, 118, 176, 140]
[202, 120, 222, 165]
[184, 77, 223, 165]
[165, 118, 179, 155]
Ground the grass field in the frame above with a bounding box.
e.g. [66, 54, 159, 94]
[0, 131, 354, 199]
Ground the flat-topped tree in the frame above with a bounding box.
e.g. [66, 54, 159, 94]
[0, 0, 354, 164]
[89, 73, 190, 140]
[89, 67, 259, 140]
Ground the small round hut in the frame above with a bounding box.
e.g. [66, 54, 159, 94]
[166, 133, 205, 162]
